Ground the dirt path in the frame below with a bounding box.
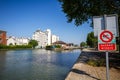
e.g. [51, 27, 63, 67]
[65, 49, 120, 80]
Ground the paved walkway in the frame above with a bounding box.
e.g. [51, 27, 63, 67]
[65, 49, 120, 80]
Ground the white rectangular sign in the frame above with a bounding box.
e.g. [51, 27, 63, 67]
[93, 14, 119, 37]
[93, 16, 103, 37]
[106, 15, 119, 37]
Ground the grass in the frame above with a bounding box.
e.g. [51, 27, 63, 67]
[86, 52, 120, 69]
[87, 58, 105, 67]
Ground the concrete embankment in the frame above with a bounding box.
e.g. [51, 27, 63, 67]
[65, 49, 120, 80]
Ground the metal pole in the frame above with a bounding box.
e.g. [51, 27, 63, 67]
[104, 14, 107, 30]
[106, 51, 110, 80]
[104, 15, 110, 80]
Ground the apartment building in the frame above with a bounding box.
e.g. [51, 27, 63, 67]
[32, 29, 59, 48]
[32, 29, 48, 48]
[52, 35, 59, 43]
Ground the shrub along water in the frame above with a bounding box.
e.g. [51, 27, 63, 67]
[0, 44, 32, 50]
[45, 45, 62, 50]
[87, 58, 105, 67]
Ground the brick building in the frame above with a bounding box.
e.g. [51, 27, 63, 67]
[0, 30, 7, 45]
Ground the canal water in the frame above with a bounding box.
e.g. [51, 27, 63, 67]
[0, 49, 81, 80]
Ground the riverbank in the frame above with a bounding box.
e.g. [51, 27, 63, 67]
[0, 45, 32, 50]
[65, 48, 120, 80]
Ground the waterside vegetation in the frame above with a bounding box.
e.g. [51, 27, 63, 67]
[45, 45, 61, 50]
[0, 40, 38, 50]
[0, 44, 32, 50]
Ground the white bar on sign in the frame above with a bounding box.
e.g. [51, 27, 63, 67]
[93, 17, 103, 37]
[106, 15, 118, 37]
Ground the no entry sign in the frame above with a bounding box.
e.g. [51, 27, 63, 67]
[98, 30, 116, 51]
[94, 14, 118, 80]
[100, 30, 113, 42]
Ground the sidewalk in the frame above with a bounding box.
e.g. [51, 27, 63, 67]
[65, 49, 120, 80]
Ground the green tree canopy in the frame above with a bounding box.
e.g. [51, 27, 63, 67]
[59, 0, 120, 26]
[86, 32, 97, 48]
[80, 42, 86, 48]
[28, 40, 38, 48]
[59, 0, 120, 48]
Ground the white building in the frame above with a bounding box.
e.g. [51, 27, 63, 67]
[7, 36, 16, 45]
[16, 37, 30, 45]
[7, 36, 30, 45]
[46, 29, 52, 45]
[32, 29, 48, 47]
[32, 29, 59, 47]
[52, 35, 59, 43]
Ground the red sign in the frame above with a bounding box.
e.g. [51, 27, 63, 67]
[99, 43, 116, 51]
[100, 30, 113, 42]
[98, 30, 116, 51]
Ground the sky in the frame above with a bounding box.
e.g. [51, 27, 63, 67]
[0, 0, 93, 45]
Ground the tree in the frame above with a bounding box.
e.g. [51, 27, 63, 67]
[9, 43, 13, 46]
[86, 32, 97, 48]
[59, 0, 120, 49]
[80, 42, 86, 48]
[28, 40, 38, 48]
[59, 0, 120, 26]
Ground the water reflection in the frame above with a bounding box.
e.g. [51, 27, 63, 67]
[0, 49, 80, 80]
[0, 50, 7, 74]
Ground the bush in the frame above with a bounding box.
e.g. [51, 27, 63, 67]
[45, 45, 53, 50]
[54, 45, 61, 48]
[0, 44, 32, 49]
[87, 59, 98, 67]
[87, 59, 105, 67]
[28, 40, 38, 48]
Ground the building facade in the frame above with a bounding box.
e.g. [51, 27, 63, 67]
[32, 29, 48, 48]
[32, 29, 59, 48]
[47, 29, 52, 45]
[0, 30, 7, 45]
[7, 36, 30, 45]
[52, 35, 59, 43]
[7, 36, 15, 45]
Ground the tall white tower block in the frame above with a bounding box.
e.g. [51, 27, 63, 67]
[47, 29, 52, 45]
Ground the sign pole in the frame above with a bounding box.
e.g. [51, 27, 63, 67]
[104, 15, 110, 80]
[94, 14, 118, 80]
[106, 51, 110, 80]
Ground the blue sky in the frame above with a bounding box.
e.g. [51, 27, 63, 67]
[0, 0, 93, 44]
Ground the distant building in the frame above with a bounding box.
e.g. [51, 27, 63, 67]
[32, 29, 59, 47]
[7, 36, 15, 45]
[52, 35, 59, 43]
[15, 37, 30, 45]
[47, 29, 52, 45]
[32, 29, 48, 48]
[52, 41, 67, 48]
[7, 36, 30, 45]
[0, 30, 7, 45]
[52, 41, 74, 49]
